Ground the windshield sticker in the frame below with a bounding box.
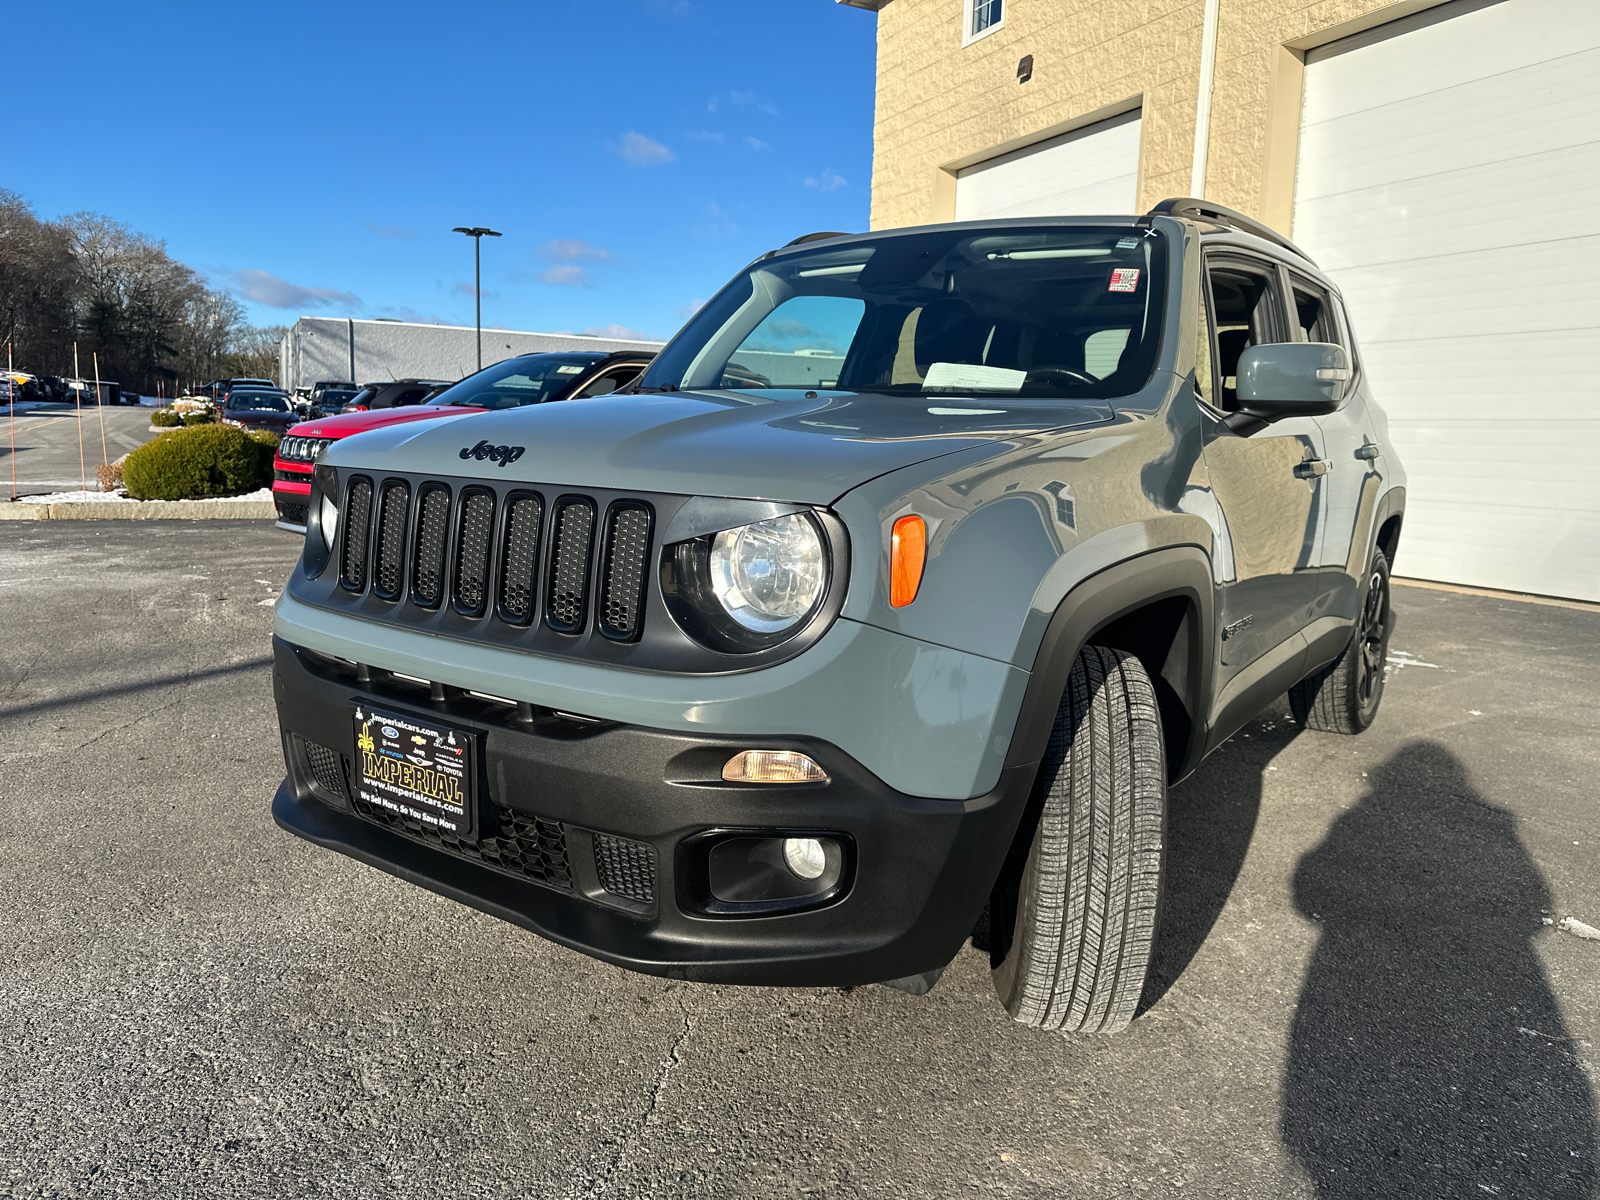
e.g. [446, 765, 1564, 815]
[1116, 237, 1140, 249]
[1108, 268, 1142, 293]
[923, 362, 1027, 393]
[555, 365, 584, 374]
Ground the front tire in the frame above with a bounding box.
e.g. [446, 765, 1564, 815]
[1289, 550, 1394, 734]
[991, 645, 1166, 1033]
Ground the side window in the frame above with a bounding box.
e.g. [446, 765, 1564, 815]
[1289, 276, 1340, 345]
[391, 388, 428, 407]
[575, 366, 641, 399]
[1205, 259, 1285, 410]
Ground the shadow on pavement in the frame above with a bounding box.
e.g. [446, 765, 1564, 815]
[1281, 740, 1597, 1198]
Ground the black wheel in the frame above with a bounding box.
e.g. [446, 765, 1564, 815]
[1289, 550, 1394, 734]
[991, 645, 1166, 1033]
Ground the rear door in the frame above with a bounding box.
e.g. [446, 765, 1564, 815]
[1286, 270, 1387, 622]
[1198, 253, 1329, 699]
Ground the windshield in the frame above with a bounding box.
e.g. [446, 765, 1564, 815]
[319, 388, 358, 405]
[639, 226, 1166, 399]
[426, 353, 605, 410]
[228, 392, 290, 412]
[343, 387, 380, 408]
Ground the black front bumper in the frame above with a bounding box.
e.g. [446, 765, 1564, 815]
[272, 637, 1039, 987]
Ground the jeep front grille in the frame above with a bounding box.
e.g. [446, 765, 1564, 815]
[335, 474, 652, 641]
[547, 498, 597, 633]
[340, 477, 373, 590]
[412, 484, 451, 606]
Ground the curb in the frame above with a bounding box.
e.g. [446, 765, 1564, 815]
[0, 501, 277, 521]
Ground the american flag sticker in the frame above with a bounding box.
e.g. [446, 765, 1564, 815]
[1108, 267, 1141, 293]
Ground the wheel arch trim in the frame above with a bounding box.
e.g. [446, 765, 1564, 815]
[1003, 544, 1215, 783]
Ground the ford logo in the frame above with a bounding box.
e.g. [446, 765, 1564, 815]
[382, 726, 399, 739]
[460, 440, 526, 466]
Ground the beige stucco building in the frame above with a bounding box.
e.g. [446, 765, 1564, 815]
[842, 0, 1600, 601]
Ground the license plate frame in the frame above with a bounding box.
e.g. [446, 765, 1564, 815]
[351, 703, 476, 838]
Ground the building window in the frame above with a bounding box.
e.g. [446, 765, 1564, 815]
[963, 0, 1003, 45]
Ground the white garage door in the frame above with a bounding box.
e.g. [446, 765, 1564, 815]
[1293, 0, 1600, 600]
[954, 109, 1142, 220]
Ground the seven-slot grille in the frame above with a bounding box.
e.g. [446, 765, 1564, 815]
[278, 436, 332, 462]
[336, 475, 653, 640]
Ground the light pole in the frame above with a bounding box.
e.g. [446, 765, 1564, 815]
[452, 226, 502, 371]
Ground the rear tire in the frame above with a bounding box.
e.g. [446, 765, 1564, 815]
[1289, 550, 1393, 734]
[991, 645, 1166, 1033]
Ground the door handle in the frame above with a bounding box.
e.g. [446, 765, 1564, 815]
[1294, 458, 1329, 479]
[1355, 441, 1381, 460]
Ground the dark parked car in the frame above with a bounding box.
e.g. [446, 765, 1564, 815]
[338, 379, 452, 414]
[219, 389, 298, 434]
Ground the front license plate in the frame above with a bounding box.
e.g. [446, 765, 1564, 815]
[352, 704, 474, 837]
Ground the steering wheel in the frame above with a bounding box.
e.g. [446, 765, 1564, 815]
[1025, 367, 1099, 389]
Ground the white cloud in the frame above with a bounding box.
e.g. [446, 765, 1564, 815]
[364, 221, 415, 239]
[694, 202, 740, 242]
[729, 89, 780, 117]
[454, 281, 497, 299]
[676, 298, 706, 321]
[804, 169, 848, 193]
[537, 239, 612, 263]
[744, 136, 771, 152]
[614, 131, 675, 166]
[540, 264, 592, 287]
[233, 269, 358, 310]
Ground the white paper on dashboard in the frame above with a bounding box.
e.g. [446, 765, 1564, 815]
[922, 362, 1027, 392]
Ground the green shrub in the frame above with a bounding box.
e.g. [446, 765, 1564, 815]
[123, 425, 260, 500]
[246, 429, 281, 482]
[181, 411, 213, 426]
[150, 410, 181, 428]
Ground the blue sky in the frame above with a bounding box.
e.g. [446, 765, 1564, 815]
[6, 1, 878, 342]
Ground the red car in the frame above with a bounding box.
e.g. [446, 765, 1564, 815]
[272, 350, 653, 530]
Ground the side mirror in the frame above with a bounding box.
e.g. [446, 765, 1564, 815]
[1235, 342, 1348, 421]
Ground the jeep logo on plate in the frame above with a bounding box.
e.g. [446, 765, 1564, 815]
[460, 440, 525, 466]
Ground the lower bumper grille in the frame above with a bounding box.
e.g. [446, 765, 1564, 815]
[295, 736, 574, 892]
[276, 499, 309, 526]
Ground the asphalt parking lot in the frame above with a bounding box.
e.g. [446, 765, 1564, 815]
[1, 405, 164, 495]
[0, 521, 1594, 1199]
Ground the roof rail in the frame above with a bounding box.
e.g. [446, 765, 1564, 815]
[784, 231, 853, 247]
[1145, 197, 1315, 266]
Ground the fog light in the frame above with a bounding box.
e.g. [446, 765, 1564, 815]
[783, 837, 827, 880]
[721, 749, 828, 784]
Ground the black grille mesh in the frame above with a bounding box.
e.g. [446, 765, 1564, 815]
[454, 490, 496, 614]
[412, 485, 451, 606]
[302, 738, 349, 802]
[499, 494, 544, 622]
[599, 505, 652, 640]
[340, 478, 373, 590]
[593, 834, 656, 903]
[276, 500, 309, 527]
[547, 500, 595, 631]
[374, 482, 409, 597]
[351, 791, 574, 892]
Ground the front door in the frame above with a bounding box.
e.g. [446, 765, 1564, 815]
[1198, 255, 1329, 704]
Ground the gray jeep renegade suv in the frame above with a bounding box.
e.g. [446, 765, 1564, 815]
[271, 198, 1405, 1033]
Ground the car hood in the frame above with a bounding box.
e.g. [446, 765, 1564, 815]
[322, 389, 1115, 504]
[287, 405, 486, 439]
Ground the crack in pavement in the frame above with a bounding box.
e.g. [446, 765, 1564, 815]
[570, 1008, 697, 1199]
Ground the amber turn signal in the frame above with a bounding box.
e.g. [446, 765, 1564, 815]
[890, 515, 926, 607]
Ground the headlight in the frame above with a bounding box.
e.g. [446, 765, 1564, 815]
[663, 510, 838, 654]
[319, 492, 339, 550]
[709, 514, 825, 632]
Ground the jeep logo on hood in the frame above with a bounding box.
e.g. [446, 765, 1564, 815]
[460, 440, 525, 466]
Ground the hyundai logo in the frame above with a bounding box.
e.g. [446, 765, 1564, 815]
[460, 440, 525, 466]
